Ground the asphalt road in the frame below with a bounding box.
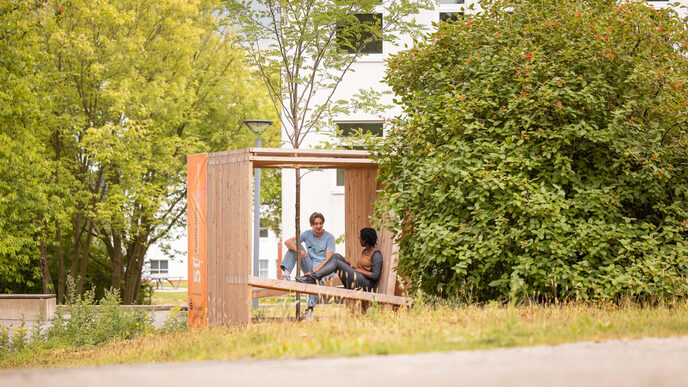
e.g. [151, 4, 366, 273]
[3, 336, 688, 387]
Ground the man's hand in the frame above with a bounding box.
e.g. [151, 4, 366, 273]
[301, 250, 307, 259]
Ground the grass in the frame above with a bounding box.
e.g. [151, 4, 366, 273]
[3, 300, 688, 369]
[150, 291, 188, 306]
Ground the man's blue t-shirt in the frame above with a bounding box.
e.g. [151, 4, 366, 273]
[300, 230, 335, 264]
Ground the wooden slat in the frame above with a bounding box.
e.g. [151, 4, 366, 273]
[206, 157, 219, 325]
[376, 180, 399, 297]
[234, 276, 411, 306]
[345, 168, 378, 268]
[252, 277, 342, 299]
[251, 156, 376, 169]
[252, 288, 287, 299]
[249, 148, 370, 158]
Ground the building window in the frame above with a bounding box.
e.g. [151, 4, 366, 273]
[150, 259, 168, 275]
[259, 259, 269, 278]
[335, 122, 383, 186]
[337, 13, 383, 54]
[259, 220, 268, 238]
[440, 12, 464, 23]
[440, 0, 465, 3]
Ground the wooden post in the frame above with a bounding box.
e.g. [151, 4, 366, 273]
[207, 151, 252, 325]
[277, 241, 283, 279]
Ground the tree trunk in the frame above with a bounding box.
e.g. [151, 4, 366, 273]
[39, 235, 54, 295]
[56, 222, 65, 303]
[109, 234, 123, 292]
[294, 167, 302, 318]
[69, 212, 82, 280]
[122, 238, 147, 304]
[76, 220, 93, 294]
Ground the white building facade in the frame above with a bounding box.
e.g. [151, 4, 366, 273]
[280, 0, 688, 256]
[145, 0, 688, 282]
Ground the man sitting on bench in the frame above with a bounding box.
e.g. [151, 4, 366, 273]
[296, 227, 382, 292]
[280, 212, 335, 318]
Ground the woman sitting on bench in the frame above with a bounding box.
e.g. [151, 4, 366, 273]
[296, 227, 382, 291]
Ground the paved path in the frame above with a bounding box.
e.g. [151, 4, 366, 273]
[3, 336, 688, 387]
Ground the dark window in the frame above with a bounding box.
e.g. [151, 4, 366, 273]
[336, 169, 346, 186]
[337, 13, 383, 54]
[440, 12, 464, 23]
[440, 0, 465, 3]
[150, 259, 168, 275]
[337, 122, 384, 138]
[259, 220, 268, 238]
[336, 122, 383, 186]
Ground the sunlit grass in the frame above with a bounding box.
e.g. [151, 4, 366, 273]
[4, 300, 688, 369]
[150, 291, 187, 306]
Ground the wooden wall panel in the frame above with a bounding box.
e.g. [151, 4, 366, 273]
[207, 154, 252, 326]
[344, 168, 377, 269]
[206, 159, 219, 325]
[224, 159, 252, 325]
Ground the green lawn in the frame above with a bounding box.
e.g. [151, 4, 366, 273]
[4, 301, 688, 369]
[150, 291, 187, 306]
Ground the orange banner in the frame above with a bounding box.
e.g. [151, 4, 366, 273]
[187, 154, 207, 329]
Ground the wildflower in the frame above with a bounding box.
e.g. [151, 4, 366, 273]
[594, 34, 601, 39]
[575, 13, 582, 17]
[466, 20, 474, 26]
[126, 330, 130, 335]
[525, 53, 533, 61]
[556, 102, 563, 109]
[589, 23, 595, 29]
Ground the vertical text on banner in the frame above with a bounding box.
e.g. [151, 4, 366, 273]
[187, 154, 208, 329]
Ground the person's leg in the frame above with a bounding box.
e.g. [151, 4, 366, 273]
[306, 256, 327, 308]
[280, 244, 312, 279]
[335, 260, 373, 291]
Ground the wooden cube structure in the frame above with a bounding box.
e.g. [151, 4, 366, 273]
[187, 148, 401, 328]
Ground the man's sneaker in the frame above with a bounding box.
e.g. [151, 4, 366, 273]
[295, 274, 317, 284]
[302, 308, 314, 321]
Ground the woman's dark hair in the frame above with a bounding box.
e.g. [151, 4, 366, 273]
[360, 227, 377, 247]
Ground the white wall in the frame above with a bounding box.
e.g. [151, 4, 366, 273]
[280, 0, 688, 257]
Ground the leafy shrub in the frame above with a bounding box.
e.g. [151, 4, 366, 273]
[45, 280, 153, 347]
[160, 306, 187, 333]
[376, 0, 688, 303]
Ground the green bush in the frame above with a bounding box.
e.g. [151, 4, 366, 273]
[44, 282, 153, 347]
[376, 0, 688, 303]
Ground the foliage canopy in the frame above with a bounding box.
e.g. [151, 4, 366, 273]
[376, 0, 688, 303]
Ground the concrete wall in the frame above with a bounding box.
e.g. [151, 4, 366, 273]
[0, 295, 56, 321]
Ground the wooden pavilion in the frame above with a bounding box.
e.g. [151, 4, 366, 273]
[187, 148, 409, 328]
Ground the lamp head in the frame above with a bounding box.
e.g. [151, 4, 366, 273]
[243, 119, 273, 135]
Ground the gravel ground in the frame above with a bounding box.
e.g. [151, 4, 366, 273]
[3, 335, 688, 387]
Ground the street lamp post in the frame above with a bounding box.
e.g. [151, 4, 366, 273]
[243, 120, 273, 310]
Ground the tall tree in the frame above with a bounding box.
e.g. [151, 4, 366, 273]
[0, 0, 276, 302]
[0, 0, 62, 294]
[225, 0, 432, 314]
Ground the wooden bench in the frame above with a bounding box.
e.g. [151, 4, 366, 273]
[240, 277, 410, 305]
[249, 240, 410, 308]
